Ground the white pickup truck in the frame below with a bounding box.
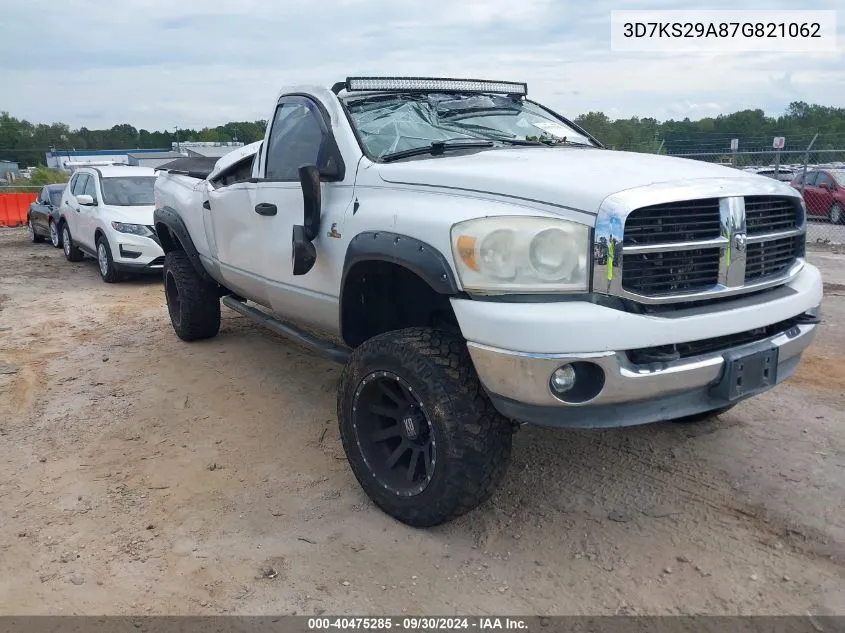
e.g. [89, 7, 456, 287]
[154, 77, 823, 527]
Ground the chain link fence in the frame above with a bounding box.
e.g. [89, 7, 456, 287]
[638, 140, 845, 246]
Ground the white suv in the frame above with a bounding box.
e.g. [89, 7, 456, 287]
[59, 165, 165, 282]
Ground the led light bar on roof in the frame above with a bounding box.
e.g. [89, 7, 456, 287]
[345, 77, 527, 96]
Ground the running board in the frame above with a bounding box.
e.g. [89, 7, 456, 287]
[221, 295, 351, 364]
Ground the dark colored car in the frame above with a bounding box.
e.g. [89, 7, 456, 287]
[791, 169, 845, 224]
[27, 183, 68, 247]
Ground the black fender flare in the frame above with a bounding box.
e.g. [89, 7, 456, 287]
[341, 231, 460, 297]
[153, 206, 215, 283]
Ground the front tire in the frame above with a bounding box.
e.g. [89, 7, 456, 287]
[49, 219, 62, 248]
[338, 327, 513, 527]
[96, 235, 120, 283]
[830, 202, 843, 225]
[61, 223, 84, 262]
[163, 250, 221, 341]
[28, 217, 44, 243]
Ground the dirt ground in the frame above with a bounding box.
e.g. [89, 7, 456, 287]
[1, 226, 843, 616]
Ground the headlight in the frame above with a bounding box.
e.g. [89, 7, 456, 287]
[451, 216, 590, 293]
[111, 222, 153, 237]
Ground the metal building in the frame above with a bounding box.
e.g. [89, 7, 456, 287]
[127, 151, 185, 169]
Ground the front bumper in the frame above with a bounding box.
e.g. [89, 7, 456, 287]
[452, 264, 823, 428]
[108, 230, 164, 273]
[469, 321, 816, 428]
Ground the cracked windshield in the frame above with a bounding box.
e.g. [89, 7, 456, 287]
[345, 93, 594, 158]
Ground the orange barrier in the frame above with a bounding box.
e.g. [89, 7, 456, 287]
[0, 193, 37, 227]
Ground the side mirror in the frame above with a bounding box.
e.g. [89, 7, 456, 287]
[292, 226, 317, 275]
[291, 164, 321, 276]
[77, 194, 95, 206]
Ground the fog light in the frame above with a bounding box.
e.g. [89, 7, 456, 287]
[550, 365, 577, 395]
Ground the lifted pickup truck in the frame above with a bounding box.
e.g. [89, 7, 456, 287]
[154, 77, 823, 527]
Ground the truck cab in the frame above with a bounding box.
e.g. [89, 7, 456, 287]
[153, 77, 823, 527]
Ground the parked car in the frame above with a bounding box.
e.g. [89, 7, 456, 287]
[154, 76, 822, 527]
[27, 183, 67, 247]
[58, 165, 164, 282]
[750, 166, 795, 182]
[790, 169, 845, 224]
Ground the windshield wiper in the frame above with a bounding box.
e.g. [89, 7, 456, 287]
[381, 139, 494, 162]
[494, 138, 546, 147]
[538, 138, 595, 148]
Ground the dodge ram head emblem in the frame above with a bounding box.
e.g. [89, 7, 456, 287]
[733, 232, 747, 252]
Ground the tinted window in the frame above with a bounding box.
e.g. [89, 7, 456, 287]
[816, 172, 833, 188]
[802, 171, 818, 186]
[265, 97, 326, 181]
[39, 187, 50, 203]
[830, 170, 845, 187]
[72, 174, 89, 195]
[49, 189, 64, 206]
[100, 177, 156, 206]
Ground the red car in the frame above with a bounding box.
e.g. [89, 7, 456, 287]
[790, 168, 845, 224]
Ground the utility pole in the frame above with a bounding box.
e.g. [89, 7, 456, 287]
[800, 133, 818, 195]
[175, 126, 182, 154]
[656, 139, 665, 154]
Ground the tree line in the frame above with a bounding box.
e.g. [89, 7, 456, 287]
[2, 101, 845, 168]
[0, 115, 268, 167]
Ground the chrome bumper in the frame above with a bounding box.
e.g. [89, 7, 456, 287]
[468, 320, 818, 429]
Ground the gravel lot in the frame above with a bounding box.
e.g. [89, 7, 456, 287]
[0, 226, 843, 616]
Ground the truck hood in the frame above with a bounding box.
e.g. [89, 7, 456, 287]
[377, 148, 796, 215]
[105, 204, 156, 225]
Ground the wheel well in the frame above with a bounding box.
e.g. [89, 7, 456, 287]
[341, 261, 460, 348]
[155, 223, 183, 253]
[94, 228, 105, 243]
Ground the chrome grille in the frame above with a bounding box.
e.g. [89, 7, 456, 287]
[745, 235, 805, 282]
[594, 193, 806, 305]
[744, 196, 801, 235]
[622, 248, 720, 296]
[623, 199, 721, 246]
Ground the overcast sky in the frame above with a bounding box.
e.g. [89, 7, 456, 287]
[2, 0, 842, 130]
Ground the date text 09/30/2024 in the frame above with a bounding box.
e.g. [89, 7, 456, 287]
[307, 617, 531, 630]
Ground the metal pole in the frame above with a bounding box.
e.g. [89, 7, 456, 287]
[774, 144, 781, 180]
[800, 133, 818, 195]
[175, 127, 181, 154]
[656, 139, 664, 154]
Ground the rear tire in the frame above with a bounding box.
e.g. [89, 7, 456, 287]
[96, 235, 121, 283]
[338, 327, 514, 527]
[49, 219, 62, 248]
[61, 223, 84, 262]
[672, 404, 736, 424]
[28, 217, 44, 243]
[163, 250, 221, 341]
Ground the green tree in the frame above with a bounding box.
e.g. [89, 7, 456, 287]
[28, 166, 69, 186]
